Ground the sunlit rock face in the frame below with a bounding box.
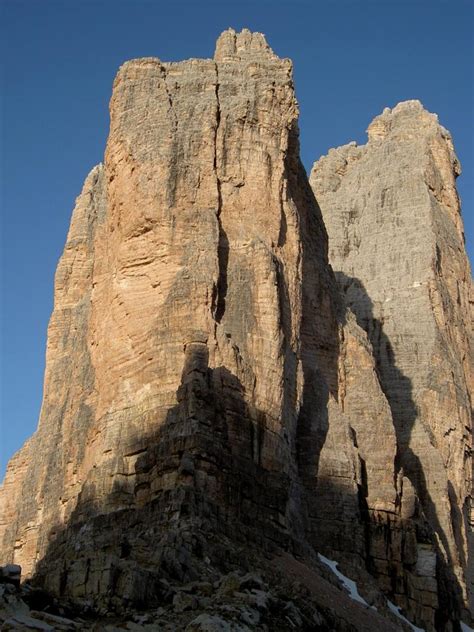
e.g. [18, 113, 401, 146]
[0, 26, 334, 589]
[0, 31, 471, 632]
[311, 100, 473, 627]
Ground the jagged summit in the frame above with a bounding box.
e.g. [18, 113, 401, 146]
[312, 100, 461, 199]
[367, 99, 451, 143]
[214, 27, 278, 61]
[114, 29, 277, 81]
[315, 100, 449, 156]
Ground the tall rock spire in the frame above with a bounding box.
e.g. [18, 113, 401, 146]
[311, 99, 473, 624]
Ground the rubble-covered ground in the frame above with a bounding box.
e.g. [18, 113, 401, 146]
[1, 551, 430, 632]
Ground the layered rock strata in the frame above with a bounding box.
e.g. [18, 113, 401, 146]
[0, 31, 471, 632]
[311, 100, 473, 627]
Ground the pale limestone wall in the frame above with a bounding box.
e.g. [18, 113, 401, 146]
[311, 100, 473, 623]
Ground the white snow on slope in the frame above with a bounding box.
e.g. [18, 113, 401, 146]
[318, 552, 429, 632]
[317, 553, 370, 607]
[387, 599, 425, 632]
[461, 622, 474, 632]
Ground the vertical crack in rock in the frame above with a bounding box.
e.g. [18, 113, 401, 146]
[212, 64, 228, 324]
[160, 63, 179, 208]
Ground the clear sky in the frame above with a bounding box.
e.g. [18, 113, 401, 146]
[1, 0, 473, 478]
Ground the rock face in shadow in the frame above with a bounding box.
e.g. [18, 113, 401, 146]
[0, 33, 471, 632]
[311, 100, 473, 628]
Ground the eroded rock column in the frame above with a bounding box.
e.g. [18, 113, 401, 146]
[311, 100, 473, 625]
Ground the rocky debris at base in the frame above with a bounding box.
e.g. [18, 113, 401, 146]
[0, 580, 81, 630]
[0, 565, 21, 589]
[0, 569, 322, 631]
[0, 556, 430, 631]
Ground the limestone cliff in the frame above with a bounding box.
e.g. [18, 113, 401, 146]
[0, 32, 471, 632]
[311, 100, 473, 626]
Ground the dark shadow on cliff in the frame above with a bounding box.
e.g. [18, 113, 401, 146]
[30, 343, 299, 611]
[284, 122, 337, 488]
[285, 135, 381, 594]
[280, 131, 378, 609]
[334, 271, 464, 628]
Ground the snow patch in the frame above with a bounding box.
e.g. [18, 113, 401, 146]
[316, 553, 432, 632]
[387, 599, 425, 632]
[317, 553, 370, 607]
[461, 623, 474, 632]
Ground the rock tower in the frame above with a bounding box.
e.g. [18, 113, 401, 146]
[311, 100, 473, 626]
[1, 31, 472, 631]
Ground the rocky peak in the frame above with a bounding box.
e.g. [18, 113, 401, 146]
[311, 101, 473, 626]
[366, 99, 456, 149]
[214, 27, 278, 61]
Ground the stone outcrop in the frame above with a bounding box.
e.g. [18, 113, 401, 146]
[311, 100, 473, 627]
[0, 31, 471, 632]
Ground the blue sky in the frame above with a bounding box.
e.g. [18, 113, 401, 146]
[1, 0, 472, 477]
